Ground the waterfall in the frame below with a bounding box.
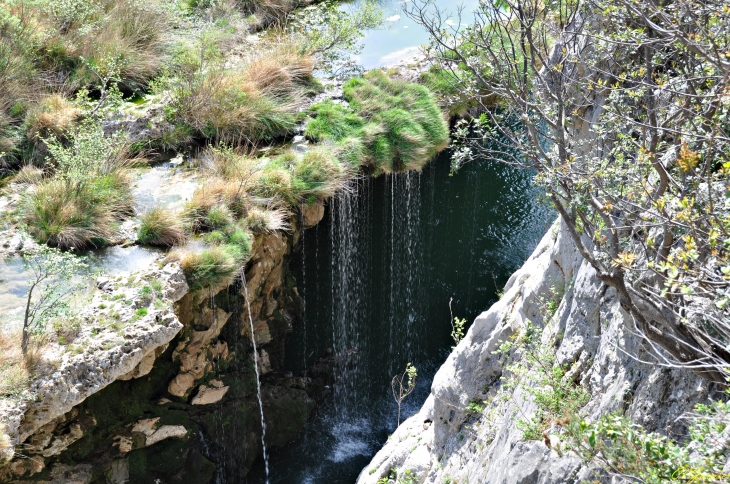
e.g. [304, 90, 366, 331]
[241, 272, 269, 484]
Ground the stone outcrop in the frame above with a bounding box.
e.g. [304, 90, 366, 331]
[0, 263, 187, 480]
[358, 220, 720, 483]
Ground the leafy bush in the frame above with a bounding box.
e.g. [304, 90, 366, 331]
[306, 70, 449, 174]
[137, 207, 186, 247]
[495, 323, 590, 441]
[22, 121, 134, 249]
[564, 401, 730, 484]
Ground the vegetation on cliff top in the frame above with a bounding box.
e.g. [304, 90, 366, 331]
[306, 69, 450, 175]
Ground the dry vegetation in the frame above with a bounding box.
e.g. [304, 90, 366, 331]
[171, 38, 316, 144]
[0, 330, 35, 399]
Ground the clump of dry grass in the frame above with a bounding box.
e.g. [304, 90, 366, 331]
[172, 38, 313, 144]
[12, 165, 45, 188]
[24, 94, 80, 142]
[57, 0, 169, 90]
[23, 171, 133, 249]
[245, 206, 291, 233]
[0, 330, 31, 399]
[137, 207, 187, 247]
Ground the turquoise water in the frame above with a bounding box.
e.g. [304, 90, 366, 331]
[351, 0, 481, 68]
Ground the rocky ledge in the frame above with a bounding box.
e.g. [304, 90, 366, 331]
[0, 262, 187, 478]
[358, 220, 719, 484]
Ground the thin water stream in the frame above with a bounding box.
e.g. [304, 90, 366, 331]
[246, 150, 552, 483]
[242, 272, 271, 484]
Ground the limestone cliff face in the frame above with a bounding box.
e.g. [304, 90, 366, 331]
[0, 262, 187, 480]
[0, 205, 328, 483]
[358, 220, 716, 484]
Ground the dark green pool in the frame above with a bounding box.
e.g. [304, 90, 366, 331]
[245, 149, 552, 483]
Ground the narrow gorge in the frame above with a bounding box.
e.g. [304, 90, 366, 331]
[1, 0, 729, 483]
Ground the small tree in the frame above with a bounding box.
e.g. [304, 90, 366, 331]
[406, 0, 730, 382]
[391, 363, 417, 426]
[21, 246, 88, 352]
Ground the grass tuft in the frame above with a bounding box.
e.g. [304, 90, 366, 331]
[137, 207, 186, 247]
[306, 70, 449, 174]
[245, 206, 291, 233]
[24, 94, 80, 142]
[180, 245, 240, 290]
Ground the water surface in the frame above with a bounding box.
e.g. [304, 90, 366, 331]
[246, 150, 552, 483]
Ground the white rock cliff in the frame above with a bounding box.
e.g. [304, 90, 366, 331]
[358, 220, 715, 484]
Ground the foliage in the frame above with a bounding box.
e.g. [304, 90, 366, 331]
[377, 468, 418, 484]
[22, 120, 134, 248]
[496, 322, 590, 441]
[562, 400, 730, 483]
[306, 70, 449, 175]
[419, 66, 475, 118]
[289, 0, 384, 76]
[391, 362, 417, 426]
[20, 245, 89, 352]
[408, 0, 730, 382]
[137, 206, 186, 247]
[449, 297, 466, 347]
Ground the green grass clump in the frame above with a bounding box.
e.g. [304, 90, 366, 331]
[305, 100, 364, 141]
[23, 173, 133, 249]
[181, 245, 241, 291]
[305, 70, 449, 175]
[138, 207, 186, 247]
[227, 228, 252, 256]
[292, 147, 349, 198]
[205, 205, 234, 230]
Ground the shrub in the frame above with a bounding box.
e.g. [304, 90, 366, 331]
[181, 245, 240, 290]
[137, 207, 186, 247]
